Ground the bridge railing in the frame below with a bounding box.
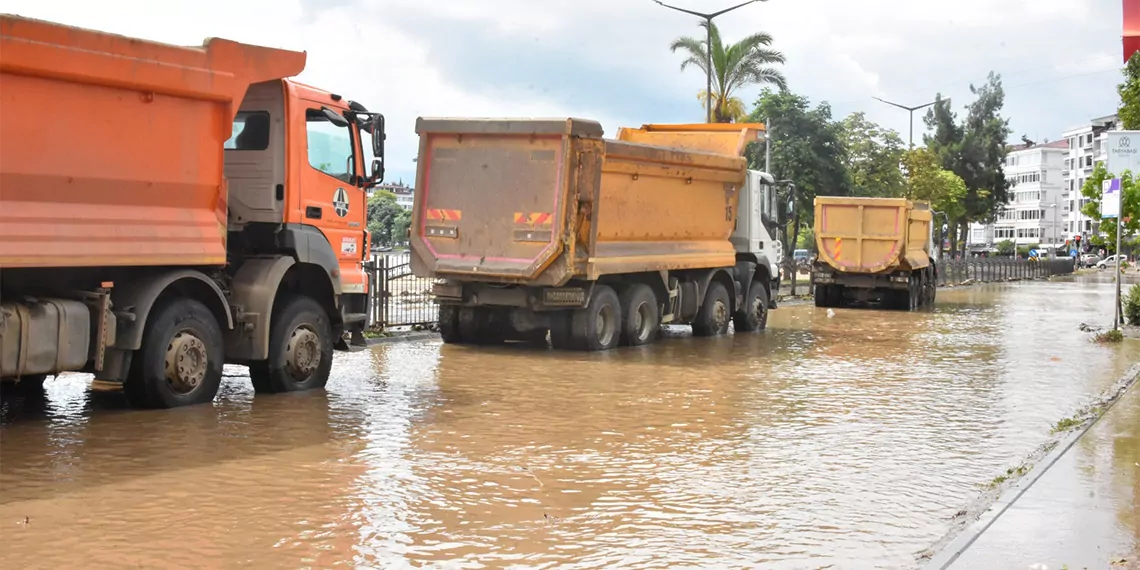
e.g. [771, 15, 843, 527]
[936, 258, 1075, 287]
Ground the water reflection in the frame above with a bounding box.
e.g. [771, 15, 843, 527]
[0, 277, 1137, 568]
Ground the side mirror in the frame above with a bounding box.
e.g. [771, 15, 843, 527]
[371, 158, 384, 184]
[321, 107, 349, 127]
[371, 114, 385, 184]
[787, 198, 795, 215]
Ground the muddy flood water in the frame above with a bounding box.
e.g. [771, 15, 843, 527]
[2, 277, 1138, 569]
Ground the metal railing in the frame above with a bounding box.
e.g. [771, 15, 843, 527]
[367, 252, 437, 330]
[936, 257, 1075, 286]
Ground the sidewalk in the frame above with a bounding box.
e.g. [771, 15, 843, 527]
[945, 384, 1140, 570]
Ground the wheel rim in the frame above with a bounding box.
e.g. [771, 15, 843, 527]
[713, 299, 729, 331]
[751, 294, 765, 321]
[596, 304, 617, 346]
[285, 325, 322, 381]
[164, 331, 208, 395]
[635, 302, 654, 341]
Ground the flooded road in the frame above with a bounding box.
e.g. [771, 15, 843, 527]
[2, 277, 1138, 568]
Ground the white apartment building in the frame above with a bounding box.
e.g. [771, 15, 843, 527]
[968, 140, 1067, 250]
[1062, 114, 1118, 244]
[368, 181, 415, 211]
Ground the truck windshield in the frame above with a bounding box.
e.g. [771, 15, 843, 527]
[306, 109, 354, 184]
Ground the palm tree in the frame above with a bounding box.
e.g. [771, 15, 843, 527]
[670, 20, 788, 123]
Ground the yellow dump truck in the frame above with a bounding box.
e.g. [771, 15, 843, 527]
[409, 118, 787, 351]
[810, 196, 936, 310]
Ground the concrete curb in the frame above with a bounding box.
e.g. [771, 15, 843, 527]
[922, 362, 1140, 569]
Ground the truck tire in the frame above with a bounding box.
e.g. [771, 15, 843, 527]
[618, 283, 659, 346]
[734, 281, 770, 332]
[249, 295, 334, 394]
[457, 307, 506, 345]
[814, 284, 830, 308]
[123, 297, 224, 409]
[565, 284, 622, 351]
[692, 281, 731, 337]
[439, 305, 462, 344]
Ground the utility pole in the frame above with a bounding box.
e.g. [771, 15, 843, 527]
[872, 97, 943, 148]
[654, 0, 767, 123]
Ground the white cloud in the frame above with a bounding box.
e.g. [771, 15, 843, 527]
[3, 0, 1128, 180]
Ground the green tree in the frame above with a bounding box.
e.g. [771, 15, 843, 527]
[996, 239, 1015, 256]
[924, 73, 1011, 254]
[840, 112, 906, 198]
[748, 89, 850, 258]
[900, 148, 967, 220]
[670, 21, 787, 123]
[1118, 52, 1140, 130]
[1080, 163, 1140, 254]
[367, 190, 408, 247]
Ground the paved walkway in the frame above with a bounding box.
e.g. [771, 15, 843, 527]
[947, 384, 1140, 570]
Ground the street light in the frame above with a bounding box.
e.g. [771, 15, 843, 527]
[654, 0, 767, 123]
[872, 96, 945, 149]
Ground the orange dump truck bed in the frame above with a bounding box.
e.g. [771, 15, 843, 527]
[409, 118, 762, 286]
[0, 15, 306, 268]
[814, 196, 933, 274]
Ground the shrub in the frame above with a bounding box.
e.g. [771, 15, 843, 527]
[1125, 284, 1140, 326]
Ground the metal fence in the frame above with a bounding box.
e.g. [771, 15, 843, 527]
[367, 252, 437, 330]
[936, 257, 1075, 286]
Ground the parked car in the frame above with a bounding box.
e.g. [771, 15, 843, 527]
[1096, 254, 1129, 269]
[1080, 253, 1102, 267]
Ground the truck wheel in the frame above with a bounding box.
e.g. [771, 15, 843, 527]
[123, 297, 223, 409]
[457, 307, 505, 345]
[692, 281, 731, 337]
[619, 283, 659, 346]
[734, 281, 770, 332]
[439, 305, 463, 344]
[249, 295, 333, 394]
[814, 284, 830, 308]
[549, 312, 576, 350]
[567, 284, 622, 351]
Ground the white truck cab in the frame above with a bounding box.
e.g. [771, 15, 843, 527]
[732, 170, 784, 303]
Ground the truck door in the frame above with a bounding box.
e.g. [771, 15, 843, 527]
[295, 105, 368, 294]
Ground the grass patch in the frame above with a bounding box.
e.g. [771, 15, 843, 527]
[985, 464, 1030, 489]
[1052, 415, 1085, 434]
[1095, 329, 1125, 343]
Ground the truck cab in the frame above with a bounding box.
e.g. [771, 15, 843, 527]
[224, 78, 385, 335]
[732, 170, 784, 304]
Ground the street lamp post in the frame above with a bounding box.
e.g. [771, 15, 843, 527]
[654, 0, 767, 123]
[872, 97, 944, 149]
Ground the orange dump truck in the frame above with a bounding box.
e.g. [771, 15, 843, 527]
[410, 118, 788, 351]
[811, 196, 936, 310]
[0, 16, 386, 407]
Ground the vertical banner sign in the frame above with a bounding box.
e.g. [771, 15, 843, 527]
[1102, 178, 1121, 218]
[1104, 129, 1139, 328]
[1126, 0, 1140, 62]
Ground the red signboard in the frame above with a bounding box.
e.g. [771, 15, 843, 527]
[1126, 0, 1140, 62]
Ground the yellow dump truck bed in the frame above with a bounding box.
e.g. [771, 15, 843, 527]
[814, 196, 933, 274]
[409, 118, 763, 286]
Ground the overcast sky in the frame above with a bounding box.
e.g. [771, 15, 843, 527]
[5, 0, 1126, 184]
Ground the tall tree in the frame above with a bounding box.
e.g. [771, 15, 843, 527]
[671, 20, 788, 123]
[749, 89, 850, 259]
[1118, 52, 1140, 130]
[367, 191, 410, 247]
[923, 73, 1011, 254]
[901, 148, 967, 221]
[839, 112, 906, 198]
